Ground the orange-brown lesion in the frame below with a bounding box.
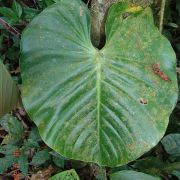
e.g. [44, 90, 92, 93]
[153, 63, 171, 82]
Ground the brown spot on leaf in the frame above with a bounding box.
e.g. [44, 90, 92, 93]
[13, 163, 20, 169]
[122, 12, 132, 19]
[127, 143, 136, 150]
[80, 6, 84, 16]
[140, 98, 148, 105]
[13, 150, 21, 157]
[39, 122, 45, 129]
[153, 63, 171, 81]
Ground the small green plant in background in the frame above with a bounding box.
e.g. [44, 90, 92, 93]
[0, 114, 66, 178]
[0, 0, 22, 24]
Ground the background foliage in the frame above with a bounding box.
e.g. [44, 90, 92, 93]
[0, 0, 179, 179]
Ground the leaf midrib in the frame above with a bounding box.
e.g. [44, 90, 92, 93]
[95, 51, 102, 159]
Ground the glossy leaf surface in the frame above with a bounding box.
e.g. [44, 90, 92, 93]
[49, 169, 80, 180]
[21, 0, 178, 166]
[110, 170, 160, 180]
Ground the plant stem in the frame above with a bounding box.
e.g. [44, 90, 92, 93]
[90, 0, 116, 48]
[159, 0, 166, 33]
[0, 18, 20, 37]
[90, 0, 153, 48]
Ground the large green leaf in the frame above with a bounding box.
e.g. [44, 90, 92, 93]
[0, 61, 20, 117]
[110, 170, 160, 180]
[49, 169, 80, 180]
[20, 0, 178, 166]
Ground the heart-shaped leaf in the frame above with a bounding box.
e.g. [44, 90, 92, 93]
[0, 60, 20, 117]
[21, 0, 178, 166]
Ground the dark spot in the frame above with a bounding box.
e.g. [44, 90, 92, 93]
[153, 63, 171, 81]
[122, 12, 132, 19]
[140, 98, 148, 105]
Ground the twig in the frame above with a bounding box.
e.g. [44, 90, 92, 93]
[17, 0, 28, 7]
[87, 0, 91, 6]
[0, 18, 20, 37]
[159, 0, 166, 33]
[160, 173, 169, 180]
[14, 111, 29, 129]
[177, 67, 180, 75]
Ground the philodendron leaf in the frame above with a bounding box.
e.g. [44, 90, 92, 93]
[49, 169, 80, 180]
[161, 134, 180, 156]
[0, 60, 20, 117]
[21, 0, 178, 167]
[110, 170, 160, 180]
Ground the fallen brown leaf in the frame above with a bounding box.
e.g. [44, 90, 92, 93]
[30, 165, 55, 180]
